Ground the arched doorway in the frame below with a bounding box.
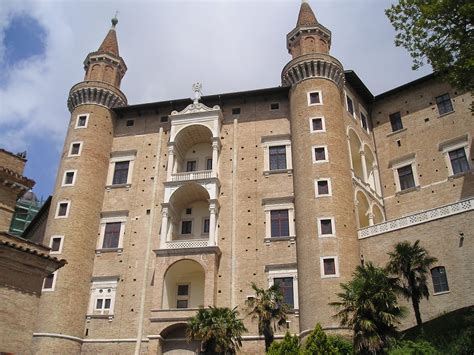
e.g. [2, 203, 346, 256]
[160, 323, 201, 354]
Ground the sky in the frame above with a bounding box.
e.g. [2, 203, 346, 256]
[0, 0, 432, 200]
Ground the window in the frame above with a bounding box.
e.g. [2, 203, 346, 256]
[436, 93, 454, 115]
[97, 212, 127, 251]
[62, 170, 77, 187]
[203, 218, 210, 234]
[186, 160, 197, 172]
[309, 117, 325, 132]
[270, 210, 289, 237]
[431, 267, 449, 294]
[206, 158, 213, 170]
[107, 151, 136, 187]
[55, 201, 70, 219]
[68, 142, 83, 157]
[270, 102, 280, 110]
[307, 91, 322, 105]
[42, 272, 57, 291]
[176, 284, 189, 308]
[112, 161, 130, 185]
[315, 178, 331, 197]
[269, 146, 287, 170]
[449, 148, 470, 174]
[232, 107, 241, 115]
[263, 197, 295, 241]
[320, 256, 339, 278]
[312, 146, 328, 163]
[75, 114, 89, 128]
[266, 265, 298, 309]
[261, 135, 292, 174]
[160, 116, 168, 122]
[389, 112, 403, 132]
[181, 220, 192, 234]
[346, 95, 355, 116]
[88, 277, 118, 316]
[102, 222, 121, 249]
[397, 165, 415, 190]
[274, 277, 294, 308]
[360, 110, 369, 132]
[186, 208, 192, 215]
[49, 236, 64, 254]
[126, 119, 134, 127]
[317, 217, 335, 237]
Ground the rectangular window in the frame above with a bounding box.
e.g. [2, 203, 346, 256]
[76, 114, 88, 128]
[89, 278, 118, 316]
[126, 119, 134, 127]
[203, 218, 210, 234]
[206, 158, 213, 170]
[323, 258, 336, 275]
[316, 179, 331, 196]
[431, 267, 449, 293]
[270, 103, 280, 110]
[319, 218, 333, 236]
[55, 201, 70, 218]
[181, 220, 192, 235]
[43, 273, 55, 290]
[102, 222, 121, 249]
[176, 284, 189, 309]
[449, 148, 469, 174]
[397, 165, 415, 190]
[186, 160, 197, 172]
[186, 208, 192, 215]
[346, 95, 354, 116]
[69, 142, 82, 156]
[50, 236, 64, 254]
[308, 91, 322, 105]
[232, 107, 241, 115]
[160, 116, 168, 122]
[62, 170, 76, 186]
[313, 146, 327, 162]
[436, 93, 454, 115]
[361, 112, 369, 131]
[274, 277, 294, 308]
[112, 161, 130, 185]
[310, 117, 325, 132]
[269, 146, 287, 170]
[270, 210, 289, 237]
[389, 112, 403, 132]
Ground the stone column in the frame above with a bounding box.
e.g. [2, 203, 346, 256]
[368, 212, 375, 226]
[360, 149, 368, 183]
[160, 205, 169, 248]
[373, 163, 382, 194]
[208, 200, 218, 246]
[211, 140, 219, 177]
[166, 145, 174, 181]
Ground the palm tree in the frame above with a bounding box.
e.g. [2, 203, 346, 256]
[386, 240, 438, 327]
[245, 282, 290, 351]
[331, 262, 406, 354]
[187, 306, 247, 354]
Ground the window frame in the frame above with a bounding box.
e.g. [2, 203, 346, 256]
[202, 217, 210, 235]
[261, 135, 292, 175]
[317, 217, 336, 238]
[312, 145, 329, 163]
[431, 266, 450, 295]
[180, 219, 193, 236]
[96, 213, 127, 252]
[435, 93, 454, 116]
[320, 256, 340, 278]
[270, 102, 280, 111]
[75, 113, 89, 129]
[309, 116, 326, 133]
[262, 197, 295, 241]
[314, 178, 332, 197]
[389, 112, 404, 132]
[49, 235, 64, 255]
[439, 137, 471, 176]
[359, 105, 370, 133]
[42, 271, 58, 292]
[390, 155, 419, 193]
[87, 277, 118, 317]
[106, 151, 137, 187]
[345, 92, 356, 118]
[269, 145, 287, 171]
[307, 90, 323, 106]
[68, 141, 83, 157]
[61, 169, 77, 187]
[267, 265, 299, 310]
[176, 283, 190, 309]
[270, 209, 290, 238]
[55, 200, 71, 219]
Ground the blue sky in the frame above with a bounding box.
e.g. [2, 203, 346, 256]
[0, 0, 431, 200]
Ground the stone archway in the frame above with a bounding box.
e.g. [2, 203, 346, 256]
[160, 323, 201, 355]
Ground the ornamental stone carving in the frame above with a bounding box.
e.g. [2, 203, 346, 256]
[67, 81, 127, 112]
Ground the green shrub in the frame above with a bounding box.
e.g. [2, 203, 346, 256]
[388, 340, 438, 355]
[445, 327, 474, 355]
[267, 332, 300, 355]
[328, 335, 353, 354]
[301, 324, 337, 355]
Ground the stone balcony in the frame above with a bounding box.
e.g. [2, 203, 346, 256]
[161, 239, 209, 249]
[171, 170, 213, 182]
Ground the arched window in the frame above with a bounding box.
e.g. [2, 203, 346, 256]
[431, 266, 449, 293]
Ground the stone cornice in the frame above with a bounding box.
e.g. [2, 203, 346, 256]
[281, 53, 344, 88]
[67, 81, 127, 112]
[83, 51, 127, 77]
[286, 24, 332, 53]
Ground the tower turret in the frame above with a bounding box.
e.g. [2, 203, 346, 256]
[284, 1, 360, 336]
[33, 18, 127, 354]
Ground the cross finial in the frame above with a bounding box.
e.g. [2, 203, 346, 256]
[111, 11, 119, 27]
[192, 82, 203, 104]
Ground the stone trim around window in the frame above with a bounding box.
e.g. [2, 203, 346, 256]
[320, 256, 340, 278]
[314, 178, 332, 197]
[388, 154, 419, 193]
[309, 116, 326, 133]
[262, 196, 296, 242]
[106, 150, 137, 187]
[68, 141, 83, 157]
[96, 212, 128, 253]
[42, 271, 58, 292]
[438, 134, 471, 177]
[49, 235, 65, 255]
[61, 169, 77, 187]
[261, 135, 293, 176]
[75, 113, 89, 129]
[54, 200, 71, 219]
[266, 264, 299, 310]
[317, 217, 336, 238]
[87, 276, 119, 319]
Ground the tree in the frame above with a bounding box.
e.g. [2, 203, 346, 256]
[386, 240, 438, 327]
[331, 263, 406, 354]
[385, 0, 474, 91]
[266, 332, 300, 355]
[300, 323, 337, 355]
[245, 282, 290, 351]
[187, 306, 247, 354]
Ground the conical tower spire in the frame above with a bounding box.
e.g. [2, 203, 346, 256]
[297, 0, 318, 26]
[98, 17, 120, 56]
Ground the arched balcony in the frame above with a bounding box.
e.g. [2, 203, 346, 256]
[355, 189, 385, 228]
[158, 323, 201, 354]
[160, 183, 219, 249]
[348, 128, 363, 179]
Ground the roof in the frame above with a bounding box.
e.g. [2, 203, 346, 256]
[0, 166, 35, 188]
[375, 72, 437, 101]
[344, 70, 374, 104]
[22, 196, 52, 241]
[98, 22, 119, 56]
[0, 148, 26, 161]
[297, 1, 318, 26]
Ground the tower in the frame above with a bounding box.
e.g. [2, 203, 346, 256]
[283, 2, 360, 334]
[33, 18, 127, 354]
